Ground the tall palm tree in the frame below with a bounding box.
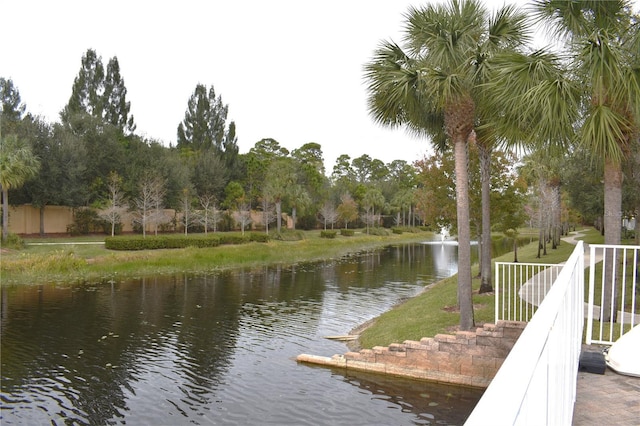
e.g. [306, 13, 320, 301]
[473, 5, 531, 293]
[0, 132, 40, 240]
[364, 0, 529, 330]
[489, 1, 639, 322]
[534, 0, 639, 238]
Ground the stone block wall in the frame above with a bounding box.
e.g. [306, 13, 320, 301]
[297, 320, 526, 388]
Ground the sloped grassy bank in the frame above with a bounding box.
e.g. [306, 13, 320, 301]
[1, 229, 434, 285]
[355, 233, 583, 349]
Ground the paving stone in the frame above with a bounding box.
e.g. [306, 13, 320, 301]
[573, 367, 640, 425]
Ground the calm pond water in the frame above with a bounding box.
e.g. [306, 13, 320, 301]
[1, 241, 485, 425]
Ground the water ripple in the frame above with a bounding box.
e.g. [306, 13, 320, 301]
[1, 243, 481, 425]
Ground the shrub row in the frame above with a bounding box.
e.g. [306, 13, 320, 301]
[392, 226, 423, 234]
[248, 233, 271, 243]
[105, 232, 270, 251]
[320, 230, 337, 239]
[367, 227, 390, 236]
[340, 229, 355, 237]
[273, 230, 305, 241]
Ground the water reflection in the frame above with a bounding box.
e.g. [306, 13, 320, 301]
[340, 370, 484, 425]
[1, 242, 482, 425]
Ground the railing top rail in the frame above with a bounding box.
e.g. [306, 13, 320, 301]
[589, 243, 640, 249]
[494, 262, 560, 267]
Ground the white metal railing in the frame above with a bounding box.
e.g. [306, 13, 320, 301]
[586, 244, 639, 345]
[466, 242, 584, 426]
[495, 261, 564, 323]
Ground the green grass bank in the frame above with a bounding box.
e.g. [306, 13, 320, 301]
[1, 229, 434, 285]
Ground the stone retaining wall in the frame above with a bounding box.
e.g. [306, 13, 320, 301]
[297, 320, 526, 388]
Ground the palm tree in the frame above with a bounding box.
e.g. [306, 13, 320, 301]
[540, 1, 639, 323]
[489, 1, 639, 322]
[364, 0, 530, 330]
[1, 132, 40, 240]
[362, 187, 385, 233]
[534, 0, 639, 235]
[473, 5, 531, 293]
[264, 158, 295, 233]
[288, 184, 311, 230]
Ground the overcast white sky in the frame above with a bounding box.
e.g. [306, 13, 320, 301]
[5, 0, 635, 171]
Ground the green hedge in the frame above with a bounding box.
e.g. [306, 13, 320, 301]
[249, 233, 270, 243]
[320, 230, 337, 239]
[368, 227, 390, 236]
[273, 230, 305, 241]
[218, 233, 250, 245]
[105, 234, 222, 250]
[105, 232, 271, 251]
[340, 229, 355, 237]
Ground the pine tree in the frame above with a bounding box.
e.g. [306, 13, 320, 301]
[1, 78, 26, 127]
[177, 84, 212, 151]
[176, 83, 236, 155]
[61, 49, 105, 122]
[103, 57, 136, 134]
[61, 49, 135, 134]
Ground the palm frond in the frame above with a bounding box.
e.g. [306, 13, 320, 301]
[363, 40, 419, 128]
[488, 4, 532, 50]
[404, 0, 485, 75]
[531, 0, 632, 41]
[581, 104, 632, 164]
[481, 49, 580, 151]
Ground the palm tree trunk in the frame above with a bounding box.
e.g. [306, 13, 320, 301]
[551, 185, 561, 249]
[276, 200, 282, 233]
[478, 144, 493, 293]
[454, 135, 475, 331]
[602, 158, 622, 322]
[556, 187, 562, 244]
[537, 226, 543, 259]
[39, 205, 45, 236]
[292, 206, 297, 230]
[2, 187, 8, 240]
[635, 200, 640, 246]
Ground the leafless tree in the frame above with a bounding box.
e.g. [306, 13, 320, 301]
[261, 197, 277, 234]
[318, 202, 338, 230]
[181, 188, 196, 235]
[198, 193, 220, 234]
[237, 202, 252, 235]
[133, 175, 167, 237]
[361, 210, 379, 234]
[150, 176, 169, 235]
[99, 171, 127, 236]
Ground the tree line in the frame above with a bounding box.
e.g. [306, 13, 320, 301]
[0, 47, 537, 242]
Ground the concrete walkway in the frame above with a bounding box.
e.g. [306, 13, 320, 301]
[518, 231, 640, 324]
[518, 230, 597, 306]
[573, 345, 640, 425]
[27, 241, 105, 245]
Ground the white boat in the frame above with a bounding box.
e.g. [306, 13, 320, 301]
[605, 324, 640, 377]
